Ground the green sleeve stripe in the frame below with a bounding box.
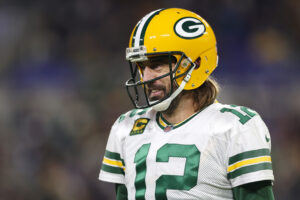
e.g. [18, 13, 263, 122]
[229, 149, 270, 165]
[228, 162, 272, 179]
[102, 164, 125, 175]
[105, 150, 125, 166]
[105, 150, 122, 160]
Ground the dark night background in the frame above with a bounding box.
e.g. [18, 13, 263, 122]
[0, 0, 299, 199]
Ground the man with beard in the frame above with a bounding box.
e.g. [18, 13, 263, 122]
[99, 8, 275, 200]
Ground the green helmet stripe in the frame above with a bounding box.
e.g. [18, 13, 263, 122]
[132, 9, 164, 47]
[139, 9, 165, 46]
[131, 21, 140, 47]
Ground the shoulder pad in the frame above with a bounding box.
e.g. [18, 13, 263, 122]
[118, 108, 152, 123]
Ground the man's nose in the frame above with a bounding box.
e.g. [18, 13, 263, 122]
[142, 66, 155, 82]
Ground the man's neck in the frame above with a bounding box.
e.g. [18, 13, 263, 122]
[161, 93, 196, 124]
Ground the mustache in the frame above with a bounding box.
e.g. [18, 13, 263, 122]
[147, 82, 165, 91]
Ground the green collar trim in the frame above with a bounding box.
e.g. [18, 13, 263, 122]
[156, 109, 201, 132]
[155, 103, 216, 132]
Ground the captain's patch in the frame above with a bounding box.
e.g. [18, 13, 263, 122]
[130, 118, 150, 136]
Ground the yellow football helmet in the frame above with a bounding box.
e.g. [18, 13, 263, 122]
[125, 8, 218, 111]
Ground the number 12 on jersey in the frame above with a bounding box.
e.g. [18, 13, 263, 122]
[220, 105, 257, 125]
[134, 143, 201, 200]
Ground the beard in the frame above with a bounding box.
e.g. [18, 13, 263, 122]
[147, 81, 168, 102]
[148, 85, 166, 102]
[162, 89, 185, 116]
[147, 80, 184, 115]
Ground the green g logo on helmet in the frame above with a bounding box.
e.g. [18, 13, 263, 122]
[174, 17, 206, 39]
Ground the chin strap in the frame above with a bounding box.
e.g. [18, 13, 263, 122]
[152, 63, 196, 112]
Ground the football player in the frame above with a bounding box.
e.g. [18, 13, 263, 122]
[99, 8, 275, 200]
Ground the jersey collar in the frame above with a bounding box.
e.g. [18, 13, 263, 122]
[156, 110, 201, 132]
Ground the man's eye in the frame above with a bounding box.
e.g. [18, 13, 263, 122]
[149, 62, 165, 69]
[149, 63, 158, 69]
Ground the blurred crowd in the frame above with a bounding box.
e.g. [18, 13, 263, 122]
[0, 0, 299, 199]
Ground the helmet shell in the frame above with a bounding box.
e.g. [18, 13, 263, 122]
[128, 8, 218, 90]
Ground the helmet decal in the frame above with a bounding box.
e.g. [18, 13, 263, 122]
[131, 9, 164, 47]
[174, 17, 206, 39]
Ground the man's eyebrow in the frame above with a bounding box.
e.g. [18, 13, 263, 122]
[150, 57, 167, 61]
[149, 56, 172, 62]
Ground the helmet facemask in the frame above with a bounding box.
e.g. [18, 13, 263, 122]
[125, 49, 196, 111]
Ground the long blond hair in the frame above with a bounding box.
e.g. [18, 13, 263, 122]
[191, 77, 220, 111]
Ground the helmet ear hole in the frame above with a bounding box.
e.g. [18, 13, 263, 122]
[194, 57, 201, 69]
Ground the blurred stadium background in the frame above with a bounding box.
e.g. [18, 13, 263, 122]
[0, 0, 299, 199]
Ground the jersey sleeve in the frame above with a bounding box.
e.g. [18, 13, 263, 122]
[227, 110, 274, 187]
[99, 118, 126, 184]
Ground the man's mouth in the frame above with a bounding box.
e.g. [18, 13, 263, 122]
[149, 88, 165, 101]
[150, 89, 163, 96]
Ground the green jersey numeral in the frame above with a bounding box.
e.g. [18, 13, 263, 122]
[220, 105, 256, 124]
[134, 144, 151, 200]
[156, 144, 200, 199]
[134, 144, 201, 199]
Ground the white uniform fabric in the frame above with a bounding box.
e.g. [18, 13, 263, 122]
[99, 103, 274, 200]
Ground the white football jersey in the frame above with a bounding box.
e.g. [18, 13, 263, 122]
[99, 103, 274, 200]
